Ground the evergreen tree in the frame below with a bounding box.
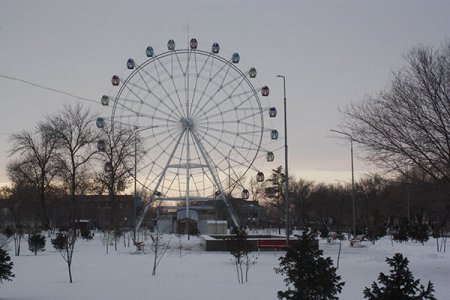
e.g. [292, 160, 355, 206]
[0, 247, 15, 285]
[28, 232, 46, 255]
[392, 218, 410, 243]
[408, 214, 429, 245]
[275, 229, 345, 300]
[319, 223, 329, 239]
[51, 232, 67, 250]
[363, 253, 436, 300]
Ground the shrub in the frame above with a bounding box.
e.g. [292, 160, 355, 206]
[80, 227, 93, 240]
[28, 233, 46, 255]
[52, 232, 68, 250]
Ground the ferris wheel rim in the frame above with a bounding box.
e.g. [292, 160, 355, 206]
[108, 45, 269, 198]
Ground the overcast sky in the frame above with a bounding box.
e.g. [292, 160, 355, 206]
[1, 0, 450, 186]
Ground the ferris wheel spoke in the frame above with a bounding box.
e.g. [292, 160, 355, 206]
[208, 108, 263, 127]
[189, 54, 231, 120]
[200, 96, 263, 127]
[173, 49, 187, 78]
[135, 68, 153, 96]
[228, 160, 246, 183]
[197, 102, 259, 124]
[113, 101, 142, 122]
[113, 95, 142, 106]
[136, 110, 179, 125]
[204, 128, 258, 151]
[185, 51, 193, 118]
[193, 127, 236, 161]
[123, 80, 182, 120]
[135, 69, 184, 121]
[191, 51, 214, 105]
[208, 69, 248, 107]
[188, 51, 204, 118]
[192, 50, 207, 77]
[122, 80, 151, 105]
[198, 120, 262, 137]
[153, 57, 186, 118]
[217, 159, 243, 188]
[192, 76, 250, 121]
[111, 113, 141, 122]
[140, 126, 183, 158]
[168, 52, 186, 116]
[137, 67, 185, 119]
[194, 127, 254, 175]
[188, 59, 217, 120]
[195, 124, 261, 154]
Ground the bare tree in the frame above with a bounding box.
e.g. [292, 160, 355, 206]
[51, 230, 77, 283]
[289, 178, 314, 227]
[96, 125, 134, 200]
[227, 230, 256, 284]
[47, 103, 98, 222]
[1, 185, 28, 256]
[95, 125, 135, 245]
[248, 177, 268, 202]
[357, 174, 387, 244]
[8, 124, 59, 229]
[148, 218, 171, 276]
[341, 41, 450, 184]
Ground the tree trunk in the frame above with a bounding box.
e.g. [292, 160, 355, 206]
[235, 261, 241, 283]
[14, 233, 21, 256]
[152, 237, 158, 276]
[68, 261, 73, 283]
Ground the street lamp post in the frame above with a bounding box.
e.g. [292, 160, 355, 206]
[277, 75, 289, 245]
[133, 131, 138, 240]
[133, 126, 157, 240]
[330, 129, 356, 237]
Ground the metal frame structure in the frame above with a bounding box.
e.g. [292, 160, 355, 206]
[99, 40, 277, 233]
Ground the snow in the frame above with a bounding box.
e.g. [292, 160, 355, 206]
[1, 233, 449, 299]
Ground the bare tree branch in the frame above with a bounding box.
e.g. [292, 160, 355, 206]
[341, 42, 450, 183]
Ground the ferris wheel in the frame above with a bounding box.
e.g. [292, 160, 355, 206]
[98, 38, 278, 228]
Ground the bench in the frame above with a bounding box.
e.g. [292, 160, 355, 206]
[326, 232, 338, 244]
[349, 235, 365, 247]
[257, 239, 288, 251]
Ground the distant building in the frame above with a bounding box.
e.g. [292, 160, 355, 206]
[156, 197, 262, 234]
[56, 195, 134, 229]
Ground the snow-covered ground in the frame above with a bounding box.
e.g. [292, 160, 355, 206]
[1, 232, 449, 299]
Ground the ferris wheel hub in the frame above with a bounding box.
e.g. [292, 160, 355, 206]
[180, 117, 195, 130]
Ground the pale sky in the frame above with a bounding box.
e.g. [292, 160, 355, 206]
[1, 0, 450, 187]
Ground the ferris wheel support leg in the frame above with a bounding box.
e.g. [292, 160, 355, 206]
[190, 131, 241, 229]
[218, 193, 241, 229]
[135, 198, 153, 236]
[135, 130, 186, 237]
